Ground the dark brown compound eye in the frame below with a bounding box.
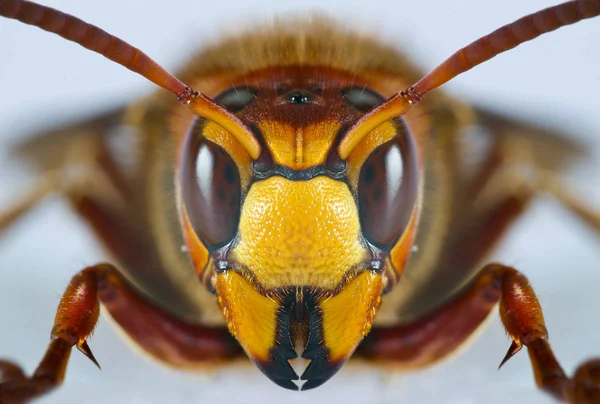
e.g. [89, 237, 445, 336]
[358, 123, 418, 249]
[342, 86, 386, 113]
[181, 131, 241, 249]
[213, 86, 257, 114]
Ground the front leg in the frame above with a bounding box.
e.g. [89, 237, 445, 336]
[0, 267, 100, 403]
[0, 263, 241, 404]
[492, 264, 600, 403]
[359, 263, 600, 403]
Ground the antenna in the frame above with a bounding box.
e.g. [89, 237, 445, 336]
[0, 0, 262, 159]
[339, 0, 600, 159]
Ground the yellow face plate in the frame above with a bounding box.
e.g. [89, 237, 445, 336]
[230, 176, 368, 291]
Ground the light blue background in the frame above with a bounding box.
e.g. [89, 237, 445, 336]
[0, 1, 599, 403]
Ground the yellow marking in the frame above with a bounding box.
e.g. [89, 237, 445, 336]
[202, 121, 252, 188]
[295, 126, 304, 164]
[346, 121, 397, 191]
[320, 271, 383, 362]
[389, 204, 419, 279]
[215, 271, 280, 362]
[256, 120, 342, 169]
[188, 95, 261, 159]
[231, 176, 368, 290]
[338, 94, 412, 159]
[180, 204, 209, 276]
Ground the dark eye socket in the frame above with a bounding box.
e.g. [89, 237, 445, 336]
[214, 87, 257, 113]
[181, 130, 241, 249]
[342, 87, 386, 113]
[358, 121, 418, 249]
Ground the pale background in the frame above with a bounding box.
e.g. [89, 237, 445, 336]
[1, 1, 599, 403]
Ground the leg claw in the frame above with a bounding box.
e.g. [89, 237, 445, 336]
[77, 341, 101, 370]
[498, 340, 523, 370]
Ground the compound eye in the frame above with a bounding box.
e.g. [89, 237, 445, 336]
[181, 133, 241, 249]
[358, 126, 418, 249]
[213, 87, 257, 113]
[342, 87, 386, 113]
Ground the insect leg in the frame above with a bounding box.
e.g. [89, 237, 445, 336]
[541, 177, 600, 235]
[14, 107, 125, 174]
[0, 266, 102, 403]
[0, 263, 242, 403]
[0, 107, 130, 237]
[472, 106, 584, 176]
[360, 262, 600, 402]
[491, 263, 600, 403]
[356, 265, 501, 368]
[0, 171, 61, 236]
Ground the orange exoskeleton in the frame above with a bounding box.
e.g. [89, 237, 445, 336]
[0, 0, 599, 403]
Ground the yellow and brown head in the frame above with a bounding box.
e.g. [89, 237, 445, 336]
[4, 0, 597, 393]
[176, 67, 420, 389]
